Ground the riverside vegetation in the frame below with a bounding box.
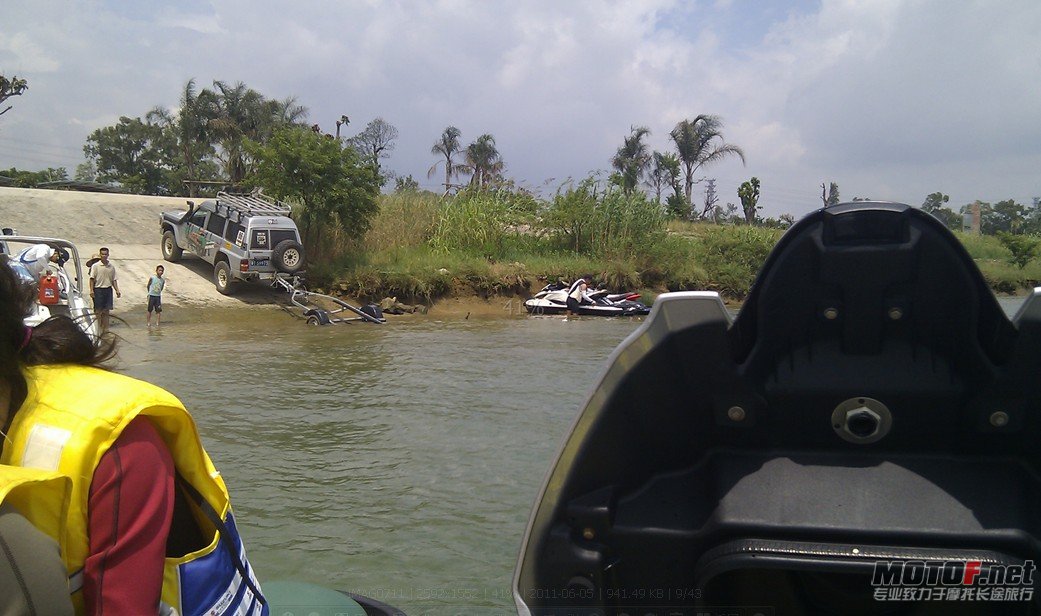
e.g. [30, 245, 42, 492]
[4, 75, 1037, 305]
[305, 185, 1040, 307]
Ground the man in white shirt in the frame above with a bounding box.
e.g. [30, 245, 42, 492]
[88, 247, 121, 331]
[567, 279, 588, 316]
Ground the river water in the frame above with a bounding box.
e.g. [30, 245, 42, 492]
[115, 306, 642, 615]
[113, 295, 1029, 615]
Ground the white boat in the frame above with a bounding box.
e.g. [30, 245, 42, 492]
[1, 234, 100, 339]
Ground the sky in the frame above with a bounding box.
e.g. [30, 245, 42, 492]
[1, 0, 1039, 218]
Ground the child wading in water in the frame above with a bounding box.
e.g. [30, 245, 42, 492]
[146, 265, 165, 326]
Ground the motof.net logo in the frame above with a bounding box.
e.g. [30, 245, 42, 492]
[871, 560, 1036, 602]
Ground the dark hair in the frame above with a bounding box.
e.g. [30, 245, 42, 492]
[0, 259, 117, 429]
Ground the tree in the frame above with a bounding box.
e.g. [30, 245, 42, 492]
[248, 126, 380, 259]
[992, 199, 1027, 234]
[997, 232, 1039, 268]
[669, 115, 745, 207]
[394, 174, 420, 193]
[0, 75, 28, 118]
[464, 133, 505, 188]
[349, 117, 399, 181]
[611, 126, 651, 194]
[83, 116, 176, 194]
[200, 81, 308, 184]
[703, 178, 720, 221]
[967, 199, 1028, 235]
[738, 177, 761, 225]
[922, 192, 950, 213]
[74, 161, 97, 182]
[921, 192, 960, 229]
[0, 167, 68, 187]
[428, 126, 467, 194]
[264, 96, 309, 139]
[200, 81, 265, 183]
[1024, 202, 1041, 235]
[645, 151, 679, 205]
[146, 79, 218, 196]
[821, 182, 839, 207]
[717, 202, 740, 224]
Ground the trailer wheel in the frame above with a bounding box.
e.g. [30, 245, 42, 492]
[304, 309, 330, 325]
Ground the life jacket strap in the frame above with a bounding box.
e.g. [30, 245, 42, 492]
[68, 568, 83, 594]
[175, 475, 266, 607]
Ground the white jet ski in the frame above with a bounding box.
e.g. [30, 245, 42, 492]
[524, 281, 650, 316]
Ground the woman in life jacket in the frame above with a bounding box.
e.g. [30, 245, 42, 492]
[0, 258, 267, 616]
[0, 465, 74, 615]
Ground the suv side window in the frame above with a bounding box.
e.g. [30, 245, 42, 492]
[225, 220, 245, 248]
[189, 211, 207, 228]
[206, 213, 227, 237]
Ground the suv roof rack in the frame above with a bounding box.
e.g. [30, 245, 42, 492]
[214, 191, 293, 217]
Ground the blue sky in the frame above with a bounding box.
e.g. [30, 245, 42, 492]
[1, 0, 1039, 217]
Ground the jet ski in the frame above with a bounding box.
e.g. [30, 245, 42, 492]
[524, 282, 651, 316]
[514, 202, 1041, 614]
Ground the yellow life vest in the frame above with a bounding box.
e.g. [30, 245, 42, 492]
[0, 463, 69, 550]
[0, 364, 267, 616]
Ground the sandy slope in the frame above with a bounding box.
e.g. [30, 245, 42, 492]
[0, 187, 283, 308]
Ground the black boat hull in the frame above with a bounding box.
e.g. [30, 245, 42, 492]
[515, 202, 1041, 614]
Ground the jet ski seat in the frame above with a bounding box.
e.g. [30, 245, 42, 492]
[515, 202, 1041, 615]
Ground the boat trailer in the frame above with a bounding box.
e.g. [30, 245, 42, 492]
[272, 275, 385, 325]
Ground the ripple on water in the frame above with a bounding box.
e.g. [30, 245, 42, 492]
[115, 308, 641, 612]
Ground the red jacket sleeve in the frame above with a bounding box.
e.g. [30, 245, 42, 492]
[84, 416, 175, 615]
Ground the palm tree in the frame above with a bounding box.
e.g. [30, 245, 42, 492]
[146, 79, 214, 196]
[202, 81, 308, 183]
[644, 151, 680, 204]
[464, 134, 504, 188]
[428, 126, 468, 194]
[669, 115, 745, 207]
[266, 96, 309, 135]
[611, 126, 651, 194]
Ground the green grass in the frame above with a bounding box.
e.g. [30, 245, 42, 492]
[955, 230, 1041, 293]
[953, 230, 1010, 261]
[313, 192, 1040, 304]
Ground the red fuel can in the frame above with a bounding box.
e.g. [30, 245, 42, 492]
[39, 274, 59, 305]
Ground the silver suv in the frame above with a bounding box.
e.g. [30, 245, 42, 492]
[160, 191, 305, 295]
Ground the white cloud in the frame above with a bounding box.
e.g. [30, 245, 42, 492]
[0, 32, 60, 72]
[0, 0, 1038, 215]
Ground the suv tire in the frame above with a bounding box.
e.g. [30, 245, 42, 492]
[272, 240, 305, 274]
[214, 260, 235, 295]
[162, 230, 183, 262]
